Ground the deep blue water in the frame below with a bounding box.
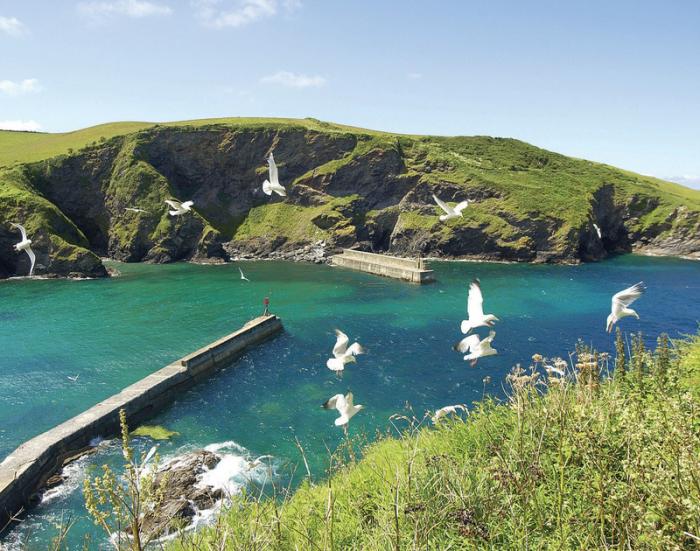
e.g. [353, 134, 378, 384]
[0, 256, 698, 548]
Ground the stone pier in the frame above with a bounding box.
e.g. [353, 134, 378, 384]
[0, 314, 283, 528]
[330, 249, 434, 284]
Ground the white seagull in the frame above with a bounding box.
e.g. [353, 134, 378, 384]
[125, 207, 148, 214]
[454, 330, 498, 367]
[164, 199, 194, 216]
[67, 374, 80, 382]
[593, 223, 602, 239]
[606, 282, 646, 333]
[239, 267, 250, 282]
[326, 329, 365, 371]
[10, 223, 36, 277]
[262, 152, 287, 197]
[461, 279, 499, 334]
[322, 392, 363, 426]
[432, 404, 468, 424]
[543, 364, 565, 378]
[247, 455, 274, 470]
[432, 194, 469, 222]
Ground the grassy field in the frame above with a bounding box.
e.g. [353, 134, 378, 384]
[0, 118, 393, 168]
[169, 333, 700, 550]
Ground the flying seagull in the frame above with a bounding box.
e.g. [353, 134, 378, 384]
[247, 455, 274, 470]
[454, 330, 498, 367]
[239, 267, 250, 282]
[67, 374, 80, 383]
[432, 194, 469, 222]
[125, 207, 148, 213]
[606, 282, 646, 333]
[165, 199, 194, 216]
[262, 152, 287, 197]
[593, 223, 602, 239]
[432, 404, 468, 424]
[461, 279, 499, 334]
[10, 223, 36, 277]
[543, 363, 565, 378]
[326, 329, 365, 371]
[322, 392, 363, 426]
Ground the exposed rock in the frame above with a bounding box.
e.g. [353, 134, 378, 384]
[136, 450, 225, 541]
[1, 122, 698, 278]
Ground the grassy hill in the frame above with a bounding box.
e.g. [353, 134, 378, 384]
[0, 118, 698, 278]
[169, 333, 700, 550]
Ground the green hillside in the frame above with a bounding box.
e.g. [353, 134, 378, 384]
[0, 118, 698, 278]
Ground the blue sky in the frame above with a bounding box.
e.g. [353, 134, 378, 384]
[1, 0, 699, 187]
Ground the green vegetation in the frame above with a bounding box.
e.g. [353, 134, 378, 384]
[131, 425, 179, 441]
[169, 333, 700, 550]
[1, 117, 698, 277]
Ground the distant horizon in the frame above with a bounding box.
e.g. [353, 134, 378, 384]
[2, 113, 699, 190]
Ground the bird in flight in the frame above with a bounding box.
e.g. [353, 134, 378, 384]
[67, 374, 80, 382]
[125, 207, 148, 214]
[262, 152, 287, 197]
[432, 404, 468, 424]
[606, 282, 646, 333]
[326, 329, 365, 371]
[165, 199, 194, 216]
[239, 267, 250, 282]
[322, 392, 363, 426]
[454, 330, 498, 367]
[432, 194, 469, 222]
[246, 455, 274, 470]
[10, 223, 36, 277]
[461, 279, 499, 334]
[593, 223, 602, 239]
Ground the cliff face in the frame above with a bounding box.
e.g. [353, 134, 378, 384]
[0, 120, 698, 278]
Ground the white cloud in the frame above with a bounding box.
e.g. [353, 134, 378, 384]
[77, 0, 172, 19]
[407, 72, 423, 80]
[665, 175, 700, 189]
[0, 120, 42, 132]
[193, 0, 300, 29]
[261, 71, 326, 89]
[0, 78, 41, 96]
[0, 16, 26, 36]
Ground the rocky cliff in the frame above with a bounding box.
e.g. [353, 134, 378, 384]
[0, 118, 698, 278]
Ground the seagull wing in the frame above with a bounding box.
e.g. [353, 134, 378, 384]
[26, 247, 36, 276]
[323, 393, 344, 410]
[344, 392, 354, 411]
[239, 267, 248, 280]
[346, 342, 364, 356]
[432, 194, 451, 215]
[332, 329, 349, 357]
[181, 201, 194, 209]
[454, 200, 469, 214]
[268, 153, 279, 185]
[454, 334, 480, 354]
[164, 200, 181, 210]
[11, 223, 28, 241]
[467, 279, 485, 320]
[611, 282, 646, 314]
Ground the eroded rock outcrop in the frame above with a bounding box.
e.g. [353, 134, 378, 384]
[0, 120, 698, 278]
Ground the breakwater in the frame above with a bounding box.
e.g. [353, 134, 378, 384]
[0, 314, 283, 528]
[330, 249, 435, 283]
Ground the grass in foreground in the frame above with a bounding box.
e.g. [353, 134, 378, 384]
[170, 332, 700, 550]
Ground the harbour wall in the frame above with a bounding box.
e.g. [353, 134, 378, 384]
[330, 249, 435, 284]
[0, 314, 283, 528]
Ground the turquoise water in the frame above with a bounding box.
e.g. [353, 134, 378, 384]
[1, 256, 698, 548]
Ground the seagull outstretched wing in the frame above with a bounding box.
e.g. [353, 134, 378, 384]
[611, 282, 646, 316]
[432, 194, 451, 214]
[332, 329, 349, 357]
[11, 223, 28, 241]
[467, 279, 485, 321]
